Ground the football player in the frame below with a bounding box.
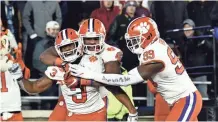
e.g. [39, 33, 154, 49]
[0, 35, 57, 121]
[70, 17, 203, 121]
[40, 19, 138, 121]
[45, 28, 108, 121]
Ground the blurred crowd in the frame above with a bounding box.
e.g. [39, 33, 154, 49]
[1, 0, 218, 112]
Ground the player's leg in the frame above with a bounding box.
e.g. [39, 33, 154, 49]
[48, 95, 67, 121]
[165, 91, 202, 121]
[154, 93, 170, 121]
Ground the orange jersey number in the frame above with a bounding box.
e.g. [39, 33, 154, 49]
[143, 50, 155, 61]
[71, 79, 88, 103]
[1, 72, 8, 92]
[167, 47, 184, 75]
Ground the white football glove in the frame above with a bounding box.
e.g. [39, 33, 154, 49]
[2, 112, 13, 120]
[127, 112, 138, 122]
[0, 56, 13, 72]
[8, 63, 23, 81]
[45, 66, 65, 81]
[68, 64, 96, 80]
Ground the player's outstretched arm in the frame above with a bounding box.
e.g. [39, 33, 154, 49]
[97, 62, 164, 86]
[70, 62, 164, 86]
[9, 63, 54, 94]
[20, 76, 53, 94]
[40, 46, 63, 66]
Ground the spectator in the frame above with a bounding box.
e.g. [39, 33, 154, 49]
[135, 0, 151, 17]
[187, 1, 216, 27]
[108, 1, 138, 71]
[32, 21, 60, 75]
[108, 1, 137, 50]
[32, 21, 60, 109]
[23, 1, 62, 40]
[23, 1, 62, 74]
[151, 1, 188, 41]
[182, 19, 216, 121]
[90, 1, 120, 40]
[182, 19, 212, 99]
[1, 1, 22, 42]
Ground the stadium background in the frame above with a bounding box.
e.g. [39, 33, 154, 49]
[1, 0, 218, 121]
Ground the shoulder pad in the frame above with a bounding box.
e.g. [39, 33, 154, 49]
[101, 44, 123, 63]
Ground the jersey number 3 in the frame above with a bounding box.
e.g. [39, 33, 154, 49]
[71, 79, 88, 103]
[1, 72, 8, 92]
[167, 47, 184, 75]
[143, 50, 155, 61]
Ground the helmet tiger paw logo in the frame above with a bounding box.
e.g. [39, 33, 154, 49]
[89, 55, 98, 62]
[138, 22, 150, 34]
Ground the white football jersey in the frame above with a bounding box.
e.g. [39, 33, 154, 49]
[0, 71, 22, 113]
[61, 55, 105, 114]
[138, 39, 197, 105]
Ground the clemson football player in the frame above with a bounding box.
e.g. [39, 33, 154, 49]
[70, 17, 203, 121]
[40, 19, 137, 121]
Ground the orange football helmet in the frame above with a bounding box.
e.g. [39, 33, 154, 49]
[125, 17, 160, 54]
[55, 28, 82, 62]
[78, 18, 106, 54]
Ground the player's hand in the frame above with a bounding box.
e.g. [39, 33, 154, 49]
[8, 63, 23, 82]
[0, 56, 13, 72]
[64, 76, 80, 88]
[127, 112, 138, 122]
[68, 64, 95, 80]
[45, 66, 65, 81]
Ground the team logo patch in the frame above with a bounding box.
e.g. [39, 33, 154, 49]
[89, 55, 98, 62]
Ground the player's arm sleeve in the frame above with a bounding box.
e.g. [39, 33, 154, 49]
[91, 61, 164, 86]
[92, 67, 144, 86]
